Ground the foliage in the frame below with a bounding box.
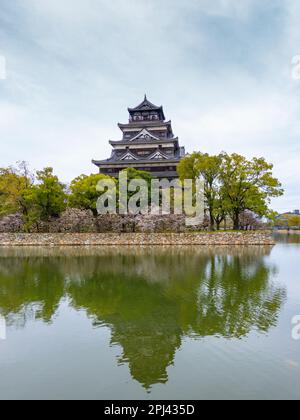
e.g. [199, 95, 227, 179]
[0, 162, 34, 217]
[26, 167, 67, 221]
[178, 153, 224, 229]
[287, 215, 300, 228]
[219, 153, 283, 229]
[118, 168, 153, 211]
[120, 168, 152, 189]
[69, 173, 116, 216]
[0, 155, 283, 231]
[178, 152, 284, 230]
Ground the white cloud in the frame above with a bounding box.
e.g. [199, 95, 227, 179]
[0, 101, 113, 181]
[176, 90, 298, 152]
[0, 102, 26, 129]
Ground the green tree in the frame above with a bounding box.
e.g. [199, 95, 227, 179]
[219, 153, 283, 230]
[69, 173, 115, 216]
[275, 217, 288, 229]
[212, 195, 229, 230]
[0, 162, 33, 217]
[119, 168, 153, 211]
[287, 215, 300, 229]
[120, 168, 152, 189]
[29, 167, 67, 220]
[265, 210, 279, 229]
[178, 152, 283, 231]
[178, 152, 225, 230]
[177, 152, 202, 180]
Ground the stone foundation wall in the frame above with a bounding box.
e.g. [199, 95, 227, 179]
[0, 213, 23, 233]
[0, 210, 190, 233]
[0, 232, 275, 246]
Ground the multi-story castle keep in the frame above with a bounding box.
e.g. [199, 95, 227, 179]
[92, 96, 185, 179]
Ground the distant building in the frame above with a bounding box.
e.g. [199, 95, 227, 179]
[92, 96, 185, 179]
[274, 209, 300, 229]
[279, 209, 300, 217]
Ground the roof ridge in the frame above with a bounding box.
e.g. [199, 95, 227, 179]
[128, 96, 162, 112]
[109, 137, 179, 144]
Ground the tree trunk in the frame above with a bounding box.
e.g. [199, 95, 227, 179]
[233, 213, 240, 231]
[209, 211, 215, 231]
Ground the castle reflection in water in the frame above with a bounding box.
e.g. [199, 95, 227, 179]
[0, 246, 285, 389]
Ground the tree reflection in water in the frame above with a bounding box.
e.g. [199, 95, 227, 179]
[0, 246, 286, 389]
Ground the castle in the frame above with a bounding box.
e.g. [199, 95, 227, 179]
[92, 96, 185, 179]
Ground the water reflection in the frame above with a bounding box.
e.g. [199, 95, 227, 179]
[273, 232, 300, 244]
[0, 246, 285, 389]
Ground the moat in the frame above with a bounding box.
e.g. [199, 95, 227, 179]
[0, 234, 299, 400]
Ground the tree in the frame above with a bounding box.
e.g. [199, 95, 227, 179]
[178, 152, 225, 230]
[287, 215, 300, 229]
[119, 168, 153, 211]
[219, 153, 283, 230]
[275, 217, 288, 230]
[0, 163, 59, 231]
[69, 173, 115, 216]
[0, 168, 22, 216]
[178, 152, 283, 231]
[120, 168, 152, 190]
[239, 211, 263, 231]
[177, 152, 202, 181]
[29, 167, 67, 220]
[0, 162, 33, 217]
[212, 195, 229, 230]
[264, 210, 279, 229]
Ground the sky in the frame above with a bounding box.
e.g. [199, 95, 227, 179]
[0, 0, 299, 212]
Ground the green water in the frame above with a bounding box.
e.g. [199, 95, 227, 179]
[0, 236, 300, 400]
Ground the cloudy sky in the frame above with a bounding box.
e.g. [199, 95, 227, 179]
[0, 0, 299, 212]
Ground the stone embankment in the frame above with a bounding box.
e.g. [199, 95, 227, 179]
[0, 232, 275, 246]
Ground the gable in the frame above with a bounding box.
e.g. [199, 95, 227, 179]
[130, 129, 160, 142]
[148, 150, 169, 160]
[120, 151, 138, 161]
